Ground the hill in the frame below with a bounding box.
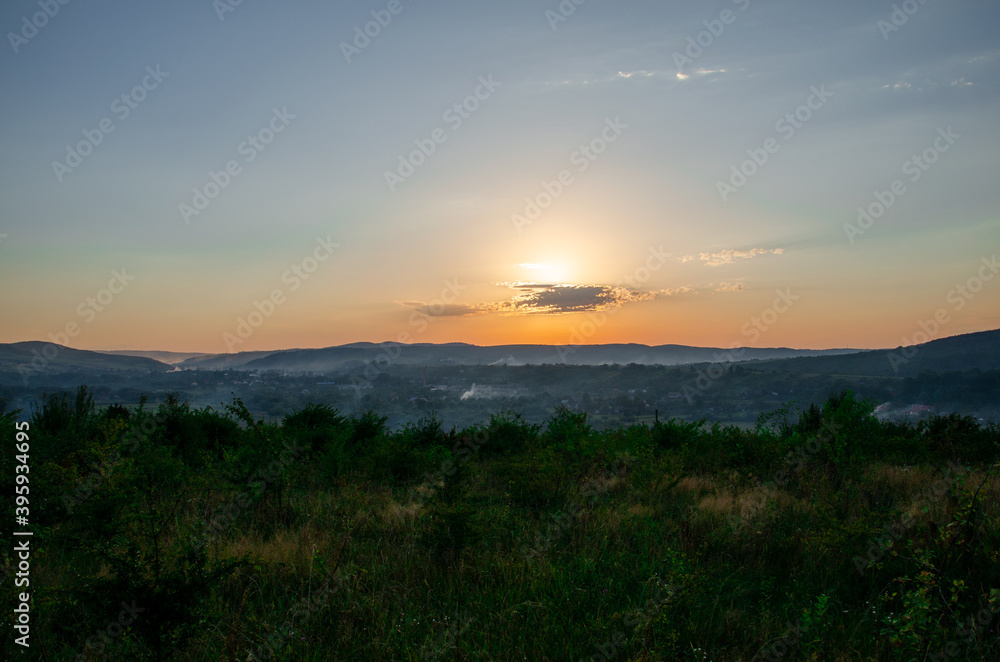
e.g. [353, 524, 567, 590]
[174, 342, 861, 373]
[751, 328, 1000, 378]
[0, 342, 170, 378]
[102, 349, 210, 365]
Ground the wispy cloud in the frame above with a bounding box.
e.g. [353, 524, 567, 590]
[676, 66, 729, 80]
[402, 302, 485, 318]
[404, 282, 692, 318]
[872, 48, 997, 95]
[617, 70, 657, 79]
[535, 65, 696, 88]
[682, 248, 784, 267]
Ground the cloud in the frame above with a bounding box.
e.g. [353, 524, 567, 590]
[493, 284, 632, 315]
[682, 248, 784, 267]
[617, 70, 657, 79]
[505, 281, 558, 290]
[713, 281, 745, 292]
[869, 48, 996, 96]
[402, 302, 486, 318]
[535, 65, 692, 88]
[403, 282, 691, 318]
[676, 67, 731, 82]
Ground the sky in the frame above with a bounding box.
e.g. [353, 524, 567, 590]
[1, 0, 998, 353]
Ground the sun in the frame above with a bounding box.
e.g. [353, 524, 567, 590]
[517, 262, 572, 284]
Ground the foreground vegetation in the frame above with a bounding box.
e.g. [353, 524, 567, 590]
[2, 388, 998, 661]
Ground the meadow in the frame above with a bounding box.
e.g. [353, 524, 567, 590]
[2, 388, 998, 661]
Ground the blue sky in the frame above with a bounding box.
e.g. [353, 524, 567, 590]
[1, 0, 998, 352]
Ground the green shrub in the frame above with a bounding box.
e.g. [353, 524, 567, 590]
[482, 410, 539, 455]
[544, 406, 593, 457]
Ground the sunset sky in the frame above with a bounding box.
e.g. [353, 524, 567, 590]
[1, 0, 998, 353]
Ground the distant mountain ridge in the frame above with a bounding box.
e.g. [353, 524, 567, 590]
[2, 329, 997, 379]
[0, 341, 171, 375]
[172, 342, 861, 372]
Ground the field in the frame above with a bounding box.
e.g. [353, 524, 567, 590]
[2, 388, 999, 661]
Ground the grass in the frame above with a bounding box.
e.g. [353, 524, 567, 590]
[1, 390, 998, 660]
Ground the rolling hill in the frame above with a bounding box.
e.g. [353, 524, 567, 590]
[172, 342, 862, 373]
[4, 330, 996, 382]
[750, 328, 1000, 378]
[102, 349, 210, 365]
[0, 342, 170, 376]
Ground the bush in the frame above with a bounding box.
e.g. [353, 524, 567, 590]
[401, 413, 449, 451]
[651, 417, 704, 451]
[282, 403, 348, 454]
[918, 413, 999, 464]
[544, 406, 593, 457]
[482, 411, 540, 455]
